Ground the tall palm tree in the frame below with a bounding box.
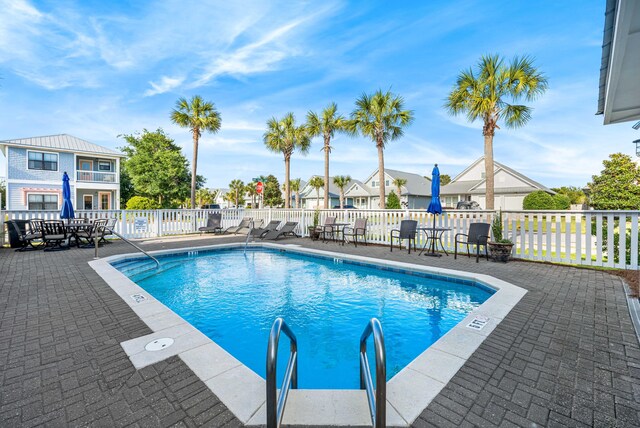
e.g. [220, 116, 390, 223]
[333, 175, 351, 209]
[229, 179, 245, 207]
[307, 103, 349, 209]
[195, 188, 213, 208]
[392, 177, 407, 204]
[263, 113, 311, 208]
[290, 178, 302, 209]
[308, 176, 324, 208]
[170, 95, 222, 209]
[245, 183, 258, 208]
[348, 90, 414, 208]
[445, 54, 547, 209]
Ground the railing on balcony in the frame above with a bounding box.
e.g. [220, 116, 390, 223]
[76, 170, 118, 183]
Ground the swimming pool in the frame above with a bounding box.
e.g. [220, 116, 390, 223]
[114, 247, 494, 389]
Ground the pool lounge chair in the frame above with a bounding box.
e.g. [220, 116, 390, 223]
[261, 222, 299, 240]
[198, 213, 223, 235]
[224, 217, 252, 234]
[249, 220, 281, 238]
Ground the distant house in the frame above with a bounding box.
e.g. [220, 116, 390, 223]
[441, 157, 554, 210]
[0, 134, 124, 211]
[343, 168, 431, 209]
[300, 176, 353, 209]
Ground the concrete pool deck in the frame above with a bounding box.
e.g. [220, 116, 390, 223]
[1, 235, 639, 427]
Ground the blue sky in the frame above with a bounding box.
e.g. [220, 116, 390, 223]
[0, 0, 637, 188]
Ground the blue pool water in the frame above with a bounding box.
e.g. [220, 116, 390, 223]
[114, 248, 493, 389]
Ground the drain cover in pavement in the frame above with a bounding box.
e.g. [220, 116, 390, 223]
[145, 338, 174, 351]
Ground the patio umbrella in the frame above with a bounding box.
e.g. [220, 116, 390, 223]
[426, 164, 442, 255]
[60, 171, 75, 222]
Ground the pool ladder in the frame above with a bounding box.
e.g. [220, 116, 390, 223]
[243, 220, 256, 254]
[266, 317, 386, 428]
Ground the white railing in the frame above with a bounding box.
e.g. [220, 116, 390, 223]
[1, 208, 639, 270]
[76, 171, 118, 183]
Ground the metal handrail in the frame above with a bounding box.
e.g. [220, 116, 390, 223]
[360, 318, 386, 428]
[244, 220, 255, 254]
[266, 317, 298, 428]
[95, 226, 160, 267]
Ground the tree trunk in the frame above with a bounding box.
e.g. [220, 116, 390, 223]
[284, 156, 291, 209]
[377, 141, 385, 208]
[484, 133, 494, 210]
[340, 190, 344, 209]
[316, 189, 320, 207]
[296, 191, 300, 209]
[191, 130, 199, 209]
[323, 135, 330, 209]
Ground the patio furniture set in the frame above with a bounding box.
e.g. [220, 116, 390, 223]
[10, 218, 117, 252]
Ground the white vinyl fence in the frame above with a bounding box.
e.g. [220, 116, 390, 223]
[2, 208, 639, 270]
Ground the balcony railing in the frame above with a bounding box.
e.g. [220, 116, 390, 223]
[76, 171, 118, 183]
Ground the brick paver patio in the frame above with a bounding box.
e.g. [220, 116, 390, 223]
[1, 235, 639, 427]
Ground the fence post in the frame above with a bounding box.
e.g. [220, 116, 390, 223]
[120, 210, 126, 238]
[156, 210, 162, 237]
[0, 209, 4, 246]
[300, 209, 306, 237]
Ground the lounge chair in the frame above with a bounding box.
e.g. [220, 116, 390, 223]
[42, 220, 69, 251]
[224, 217, 252, 234]
[198, 213, 223, 235]
[343, 218, 368, 247]
[249, 220, 281, 238]
[11, 219, 44, 251]
[454, 222, 490, 263]
[261, 222, 299, 240]
[390, 220, 418, 254]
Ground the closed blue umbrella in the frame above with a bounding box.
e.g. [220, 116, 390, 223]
[60, 171, 75, 221]
[426, 164, 442, 255]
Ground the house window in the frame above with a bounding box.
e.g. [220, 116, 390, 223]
[28, 194, 58, 210]
[385, 180, 390, 186]
[371, 181, 377, 187]
[28, 151, 58, 171]
[98, 161, 112, 171]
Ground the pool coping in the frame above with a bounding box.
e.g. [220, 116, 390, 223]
[89, 242, 527, 427]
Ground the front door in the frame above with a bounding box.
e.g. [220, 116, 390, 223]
[99, 192, 111, 210]
[79, 160, 93, 181]
[83, 195, 93, 210]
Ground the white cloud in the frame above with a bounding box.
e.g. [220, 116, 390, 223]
[144, 76, 185, 96]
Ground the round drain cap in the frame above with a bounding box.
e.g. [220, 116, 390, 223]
[145, 338, 174, 352]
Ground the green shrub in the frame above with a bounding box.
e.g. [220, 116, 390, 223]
[523, 191, 555, 210]
[126, 196, 160, 210]
[386, 191, 401, 209]
[553, 194, 571, 210]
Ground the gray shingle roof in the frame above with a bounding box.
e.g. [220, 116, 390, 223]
[384, 169, 432, 196]
[301, 176, 353, 198]
[440, 180, 479, 195]
[0, 134, 124, 157]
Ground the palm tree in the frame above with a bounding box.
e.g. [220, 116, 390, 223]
[348, 90, 414, 208]
[445, 54, 547, 209]
[245, 183, 258, 208]
[308, 176, 324, 208]
[333, 175, 351, 209]
[170, 95, 222, 209]
[263, 113, 311, 208]
[392, 178, 407, 205]
[229, 179, 245, 207]
[290, 178, 302, 209]
[307, 103, 349, 209]
[195, 188, 213, 208]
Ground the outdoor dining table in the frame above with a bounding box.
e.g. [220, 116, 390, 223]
[418, 226, 452, 256]
[64, 222, 94, 248]
[323, 223, 350, 244]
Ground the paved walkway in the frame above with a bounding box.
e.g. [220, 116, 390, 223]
[1, 236, 639, 427]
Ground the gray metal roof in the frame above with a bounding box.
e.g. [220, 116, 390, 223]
[0, 134, 124, 157]
[440, 180, 478, 195]
[384, 169, 432, 196]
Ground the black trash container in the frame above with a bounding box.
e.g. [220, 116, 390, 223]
[7, 220, 29, 248]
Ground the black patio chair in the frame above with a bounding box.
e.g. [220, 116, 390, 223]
[11, 219, 44, 251]
[42, 220, 69, 251]
[100, 218, 118, 243]
[342, 218, 368, 247]
[390, 220, 418, 254]
[317, 216, 336, 242]
[198, 213, 223, 235]
[454, 222, 490, 263]
[76, 219, 108, 248]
